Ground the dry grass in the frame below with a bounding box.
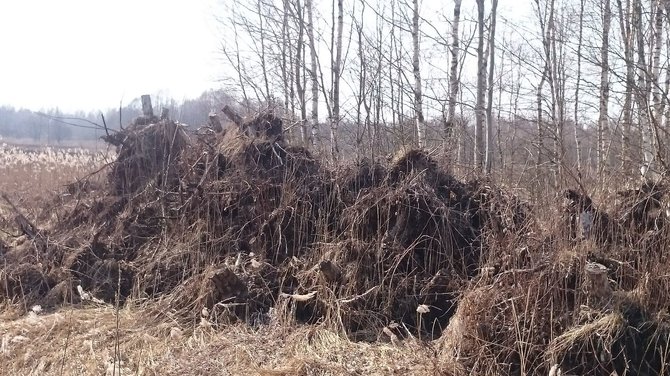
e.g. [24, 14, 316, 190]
[0, 305, 439, 375]
[0, 143, 113, 207]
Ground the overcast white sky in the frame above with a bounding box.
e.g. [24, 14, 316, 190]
[0, 0, 221, 112]
[0, 0, 533, 114]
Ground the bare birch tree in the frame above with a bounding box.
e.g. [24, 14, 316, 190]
[533, 0, 549, 176]
[573, 0, 585, 179]
[652, 0, 664, 123]
[330, 0, 344, 160]
[297, 2, 308, 143]
[412, 0, 425, 148]
[475, 0, 487, 170]
[646, 0, 665, 179]
[306, 0, 319, 146]
[617, 0, 634, 173]
[634, 0, 654, 177]
[257, 0, 271, 102]
[354, 0, 368, 155]
[485, 0, 499, 174]
[597, 0, 611, 176]
[446, 0, 462, 151]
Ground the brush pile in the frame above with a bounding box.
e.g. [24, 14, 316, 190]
[0, 113, 524, 336]
[2, 112, 670, 374]
[436, 183, 670, 375]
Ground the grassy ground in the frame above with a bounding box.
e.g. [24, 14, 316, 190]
[0, 144, 112, 208]
[0, 305, 439, 375]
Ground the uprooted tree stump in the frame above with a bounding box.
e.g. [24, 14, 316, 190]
[129, 94, 160, 126]
[585, 262, 612, 309]
[222, 105, 283, 141]
[109, 119, 188, 195]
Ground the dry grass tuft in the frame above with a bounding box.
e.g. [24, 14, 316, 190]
[0, 305, 439, 375]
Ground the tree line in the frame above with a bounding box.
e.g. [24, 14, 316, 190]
[217, 0, 670, 189]
[4, 0, 669, 190]
[0, 90, 235, 144]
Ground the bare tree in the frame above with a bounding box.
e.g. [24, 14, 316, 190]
[645, 0, 665, 180]
[306, 0, 319, 146]
[597, 0, 611, 176]
[570, 0, 586, 179]
[292, 0, 308, 144]
[257, 0, 272, 102]
[412, 0, 425, 148]
[550, 0, 568, 186]
[617, 0, 634, 174]
[485, 0, 499, 174]
[533, 0, 550, 176]
[446, 0, 462, 151]
[354, 0, 368, 155]
[475, 0, 487, 170]
[652, 0, 664, 122]
[212, 0, 670, 182]
[633, 0, 653, 178]
[280, 0, 291, 119]
[330, 0, 344, 160]
[220, 7, 250, 107]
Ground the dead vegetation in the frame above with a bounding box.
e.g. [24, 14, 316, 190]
[2, 112, 670, 375]
[0, 305, 440, 375]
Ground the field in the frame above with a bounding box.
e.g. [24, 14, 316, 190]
[1, 115, 670, 375]
[0, 143, 111, 202]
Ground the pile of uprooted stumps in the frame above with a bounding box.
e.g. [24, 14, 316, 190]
[2, 110, 670, 375]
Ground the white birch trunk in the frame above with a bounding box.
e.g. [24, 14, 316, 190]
[574, 0, 585, 178]
[485, 0, 498, 174]
[597, 0, 611, 176]
[474, 0, 486, 170]
[446, 0, 462, 149]
[330, 0, 343, 161]
[306, 0, 319, 146]
[617, 0, 634, 173]
[412, 0, 424, 148]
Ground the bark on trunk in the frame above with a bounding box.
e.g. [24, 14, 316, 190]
[306, 0, 319, 146]
[574, 0, 585, 179]
[446, 0, 462, 150]
[597, 0, 611, 177]
[412, 0, 425, 148]
[617, 0, 634, 174]
[474, 0, 486, 170]
[330, 0, 344, 161]
[485, 0, 499, 174]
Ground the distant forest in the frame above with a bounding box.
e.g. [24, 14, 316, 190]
[0, 89, 235, 144]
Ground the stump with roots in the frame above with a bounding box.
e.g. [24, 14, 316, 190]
[585, 262, 612, 309]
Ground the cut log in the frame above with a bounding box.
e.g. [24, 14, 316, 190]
[222, 105, 243, 127]
[585, 262, 612, 308]
[141, 94, 154, 118]
[208, 111, 223, 133]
